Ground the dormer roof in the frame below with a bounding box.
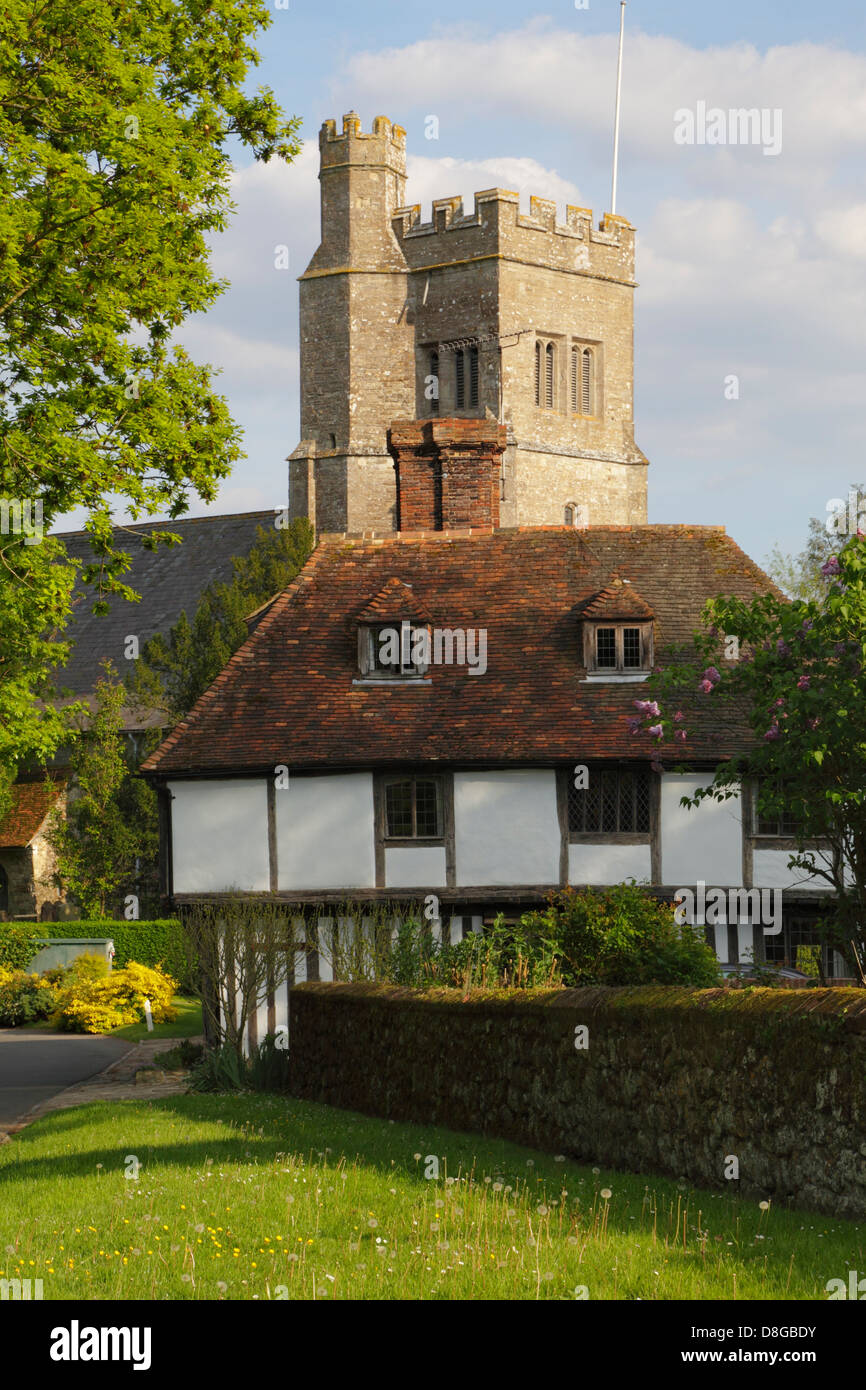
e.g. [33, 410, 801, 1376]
[354, 578, 431, 625]
[580, 575, 654, 621]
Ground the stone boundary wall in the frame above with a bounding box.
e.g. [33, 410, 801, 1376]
[288, 982, 866, 1218]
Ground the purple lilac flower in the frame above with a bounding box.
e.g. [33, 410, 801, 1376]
[648, 724, 664, 740]
[796, 675, 810, 690]
[703, 667, 721, 684]
[821, 556, 841, 577]
[699, 679, 714, 694]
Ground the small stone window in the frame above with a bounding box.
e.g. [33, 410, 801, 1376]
[570, 345, 596, 416]
[564, 501, 588, 527]
[535, 338, 556, 408]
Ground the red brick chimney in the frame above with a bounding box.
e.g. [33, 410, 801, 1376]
[387, 418, 506, 531]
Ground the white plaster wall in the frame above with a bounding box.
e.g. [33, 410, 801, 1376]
[568, 842, 651, 886]
[753, 850, 826, 891]
[169, 779, 269, 893]
[275, 773, 375, 890]
[661, 775, 743, 888]
[454, 770, 559, 886]
[385, 845, 447, 888]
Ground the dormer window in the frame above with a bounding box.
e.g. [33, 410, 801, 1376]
[585, 622, 651, 674]
[579, 577, 655, 682]
[357, 620, 431, 680]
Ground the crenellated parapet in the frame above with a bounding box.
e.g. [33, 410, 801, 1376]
[318, 111, 407, 174]
[392, 189, 635, 283]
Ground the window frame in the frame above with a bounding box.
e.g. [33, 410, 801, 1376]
[583, 621, 653, 675]
[563, 764, 654, 844]
[356, 621, 431, 682]
[380, 773, 446, 845]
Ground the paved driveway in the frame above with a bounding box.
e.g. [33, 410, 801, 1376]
[0, 1031, 133, 1126]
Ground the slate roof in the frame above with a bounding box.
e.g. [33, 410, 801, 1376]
[52, 511, 277, 699]
[141, 525, 781, 778]
[0, 777, 65, 849]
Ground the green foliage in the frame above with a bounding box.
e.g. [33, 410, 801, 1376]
[47, 920, 194, 991]
[0, 0, 300, 786]
[0, 921, 48, 970]
[635, 532, 866, 979]
[188, 1042, 249, 1092]
[316, 887, 719, 992]
[0, 967, 55, 1025]
[521, 884, 721, 988]
[153, 1039, 204, 1070]
[45, 664, 157, 918]
[126, 519, 314, 722]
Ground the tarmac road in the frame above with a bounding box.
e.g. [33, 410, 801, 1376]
[0, 1030, 132, 1126]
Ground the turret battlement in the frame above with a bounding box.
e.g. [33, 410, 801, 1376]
[391, 189, 635, 282]
[319, 111, 407, 173]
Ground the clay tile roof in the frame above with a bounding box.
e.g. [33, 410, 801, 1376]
[354, 577, 432, 624]
[0, 777, 65, 849]
[581, 575, 655, 620]
[140, 526, 781, 778]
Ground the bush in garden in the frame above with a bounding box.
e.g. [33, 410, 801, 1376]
[521, 883, 721, 988]
[51, 957, 178, 1034]
[0, 923, 48, 971]
[0, 968, 55, 1025]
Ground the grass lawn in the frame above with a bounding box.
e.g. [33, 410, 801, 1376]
[110, 996, 202, 1041]
[0, 1094, 861, 1301]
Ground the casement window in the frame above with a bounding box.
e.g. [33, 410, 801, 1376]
[384, 775, 443, 839]
[570, 345, 595, 416]
[752, 784, 801, 837]
[535, 338, 556, 408]
[568, 766, 651, 835]
[583, 622, 652, 674]
[357, 621, 431, 680]
[455, 346, 479, 410]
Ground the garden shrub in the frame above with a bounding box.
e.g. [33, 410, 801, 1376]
[0, 923, 48, 971]
[0, 968, 55, 1025]
[51, 957, 178, 1034]
[521, 884, 721, 988]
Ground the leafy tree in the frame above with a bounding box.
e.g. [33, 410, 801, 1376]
[765, 483, 864, 600]
[45, 663, 158, 918]
[0, 0, 301, 784]
[632, 534, 866, 983]
[126, 518, 313, 722]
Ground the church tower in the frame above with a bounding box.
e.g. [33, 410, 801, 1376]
[289, 113, 648, 533]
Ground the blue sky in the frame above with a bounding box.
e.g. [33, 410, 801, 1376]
[65, 1, 866, 570]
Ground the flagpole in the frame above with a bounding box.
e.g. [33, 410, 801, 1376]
[610, 1, 626, 216]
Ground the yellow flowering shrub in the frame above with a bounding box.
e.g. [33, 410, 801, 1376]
[52, 958, 178, 1034]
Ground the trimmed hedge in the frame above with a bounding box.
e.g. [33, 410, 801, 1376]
[46, 921, 196, 993]
[288, 981, 866, 1218]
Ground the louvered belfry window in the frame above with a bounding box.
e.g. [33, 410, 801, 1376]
[468, 346, 479, 407]
[535, 341, 542, 405]
[568, 767, 651, 834]
[430, 350, 439, 415]
[570, 345, 594, 415]
[455, 349, 465, 408]
[545, 342, 554, 407]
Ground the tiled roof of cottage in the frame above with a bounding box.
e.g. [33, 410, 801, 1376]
[141, 525, 781, 777]
[53, 511, 277, 700]
[0, 777, 65, 849]
[354, 577, 432, 625]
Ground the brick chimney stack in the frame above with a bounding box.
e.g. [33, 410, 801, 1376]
[387, 418, 506, 532]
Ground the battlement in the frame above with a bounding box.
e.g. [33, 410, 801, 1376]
[319, 111, 407, 172]
[391, 190, 635, 282]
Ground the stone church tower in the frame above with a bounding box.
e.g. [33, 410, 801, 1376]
[289, 112, 648, 533]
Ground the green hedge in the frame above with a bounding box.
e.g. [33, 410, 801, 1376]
[46, 921, 196, 993]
